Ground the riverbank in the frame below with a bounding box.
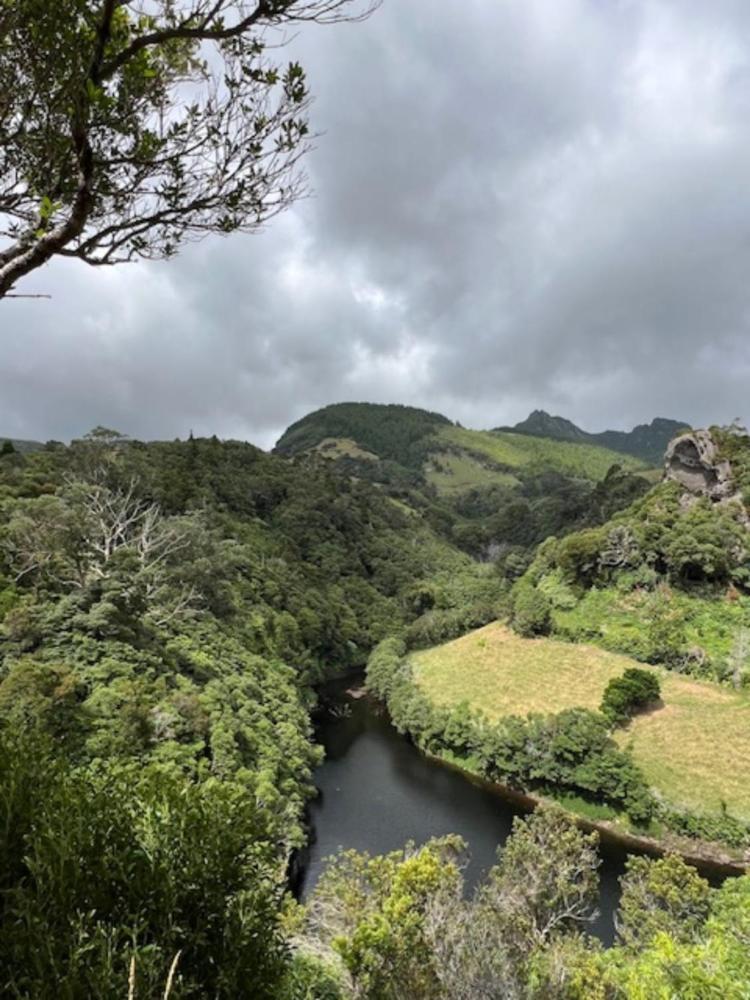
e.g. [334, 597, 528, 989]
[295, 677, 636, 943]
[425, 747, 749, 879]
[413, 623, 750, 826]
[366, 629, 750, 875]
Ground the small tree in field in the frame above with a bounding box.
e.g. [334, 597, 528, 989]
[511, 583, 551, 637]
[601, 668, 661, 726]
[0, 0, 377, 299]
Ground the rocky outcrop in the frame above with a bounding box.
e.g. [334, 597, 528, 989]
[665, 430, 738, 503]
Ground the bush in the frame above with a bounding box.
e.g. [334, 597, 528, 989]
[644, 599, 688, 666]
[661, 807, 750, 849]
[0, 731, 288, 999]
[601, 668, 661, 726]
[537, 570, 578, 610]
[555, 528, 606, 586]
[511, 584, 551, 637]
[476, 708, 655, 825]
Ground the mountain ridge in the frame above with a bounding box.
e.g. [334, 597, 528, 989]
[499, 410, 689, 465]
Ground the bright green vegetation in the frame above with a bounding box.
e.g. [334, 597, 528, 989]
[0, 430, 498, 996]
[502, 409, 688, 465]
[300, 806, 750, 999]
[437, 425, 646, 481]
[275, 402, 653, 569]
[410, 623, 750, 824]
[512, 427, 750, 681]
[424, 450, 519, 494]
[552, 586, 750, 675]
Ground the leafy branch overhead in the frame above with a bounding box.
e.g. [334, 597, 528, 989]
[0, 0, 379, 298]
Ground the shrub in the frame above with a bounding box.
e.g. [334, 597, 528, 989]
[601, 668, 661, 725]
[0, 731, 288, 999]
[661, 807, 750, 849]
[476, 708, 655, 825]
[511, 584, 552, 637]
[644, 599, 687, 666]
[555, 528, 606, 586]
[537, 569, 578, 610]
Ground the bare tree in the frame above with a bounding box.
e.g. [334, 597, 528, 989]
[0, 0, 378, 298]
[2, 473, 203, 625]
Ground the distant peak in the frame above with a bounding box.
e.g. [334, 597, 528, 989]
[497, 412, 689, 466]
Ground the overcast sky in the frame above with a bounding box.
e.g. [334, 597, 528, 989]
[4, 0, 750, 449]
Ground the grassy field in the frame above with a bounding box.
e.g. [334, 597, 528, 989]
[436, 426, 646, 481]
[424, 451, 519, 494]
[315, 437, 379, 461]
[412, 622, 750, 821]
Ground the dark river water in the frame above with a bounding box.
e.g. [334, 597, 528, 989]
[295, 677, 633, 945]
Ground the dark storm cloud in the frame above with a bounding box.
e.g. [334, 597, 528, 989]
[3, 0, 750, 447]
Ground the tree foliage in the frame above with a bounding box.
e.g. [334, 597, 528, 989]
[302, 809, 601, 1000]
[0, 0, 377, 297]
[600, 667, 661, 726]
[0, 432, 498, 995]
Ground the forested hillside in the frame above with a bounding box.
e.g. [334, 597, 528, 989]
[275, 402, 652, 567]
[509, 426, 750, 681]
[2, 423, 749, 997]
[0, 429, 498, 996]
[275, 402, 451, 469]
[275, 402, 648, 480]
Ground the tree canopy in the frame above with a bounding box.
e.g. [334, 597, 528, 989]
[0, 0, 377, 298]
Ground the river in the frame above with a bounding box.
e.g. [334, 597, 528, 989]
[294, 676, 633, 945]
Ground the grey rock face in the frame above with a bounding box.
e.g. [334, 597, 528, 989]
[664, 430, 736, 502]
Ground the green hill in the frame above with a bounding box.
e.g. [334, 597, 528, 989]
[502, 410, 689, 465]
[274, 401, 653, 566]
[509, 425, 750, 682]
[275, 401, 648, 488]
[434, 425, 646, 482]
[274, 401, 450, 469]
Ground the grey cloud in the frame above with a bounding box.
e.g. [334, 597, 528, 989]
[2, 0, 750, 446]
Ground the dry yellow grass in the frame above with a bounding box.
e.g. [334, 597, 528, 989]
[412, 622, 634, 717]
[412, 622, 750, 820]
[621, 675, 750, 820]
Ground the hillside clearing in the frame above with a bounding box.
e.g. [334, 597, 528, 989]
[315, 437, 379, 461]
[412, 622, 750, 821]
[424, 451, 518, 494]
[436, 426, 646, 480]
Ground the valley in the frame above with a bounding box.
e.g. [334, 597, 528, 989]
[1, 404, 749, 997]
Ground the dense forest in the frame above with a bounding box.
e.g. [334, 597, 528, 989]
[0, 429, 497, 996]
[274, 401, 653, 568]
[1, 420, 749, 996]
